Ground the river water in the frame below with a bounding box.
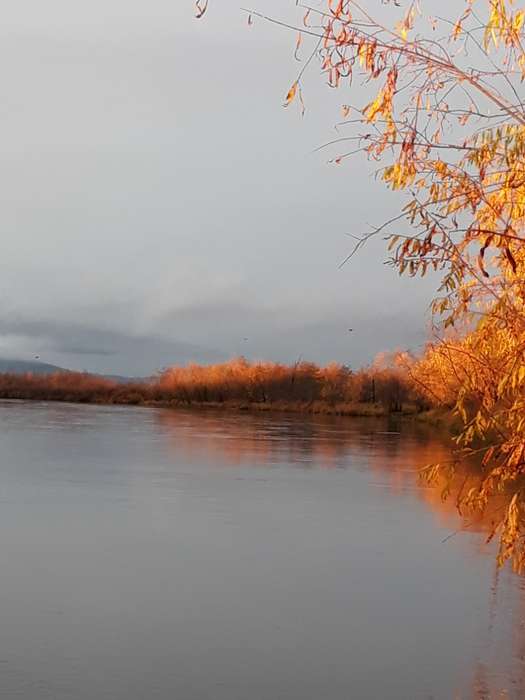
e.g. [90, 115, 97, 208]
[0, 400, 523, 699]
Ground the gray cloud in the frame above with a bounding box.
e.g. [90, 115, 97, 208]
[0, 0, 444, 374]
[0, 296, 429, 376]
[0, 315, 225, 376]
[53, 346, 118, 357]
[158, 299, 430, 368]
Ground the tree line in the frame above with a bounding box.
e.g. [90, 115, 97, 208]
[0, 354, 426, 415]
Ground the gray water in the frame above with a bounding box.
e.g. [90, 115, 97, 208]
[0, 400, 523, 699]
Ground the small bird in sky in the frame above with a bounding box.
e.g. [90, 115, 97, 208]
[348, 328, 353, 332]
[34, 355, 40, 360]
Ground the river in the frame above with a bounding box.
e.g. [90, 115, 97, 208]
[0, 400, 523, 699]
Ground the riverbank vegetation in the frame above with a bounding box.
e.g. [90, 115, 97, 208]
[0, 354, 427, 416]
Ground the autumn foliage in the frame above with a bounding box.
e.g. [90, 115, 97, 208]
[159, 355, 417, 411]
[310, 0, 525, 569]
[197, 1, 525, 568]
[0, 372, 149, 405]
[0, 355, 423, 415]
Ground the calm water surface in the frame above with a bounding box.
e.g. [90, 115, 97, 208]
[0, 400, 523, 699]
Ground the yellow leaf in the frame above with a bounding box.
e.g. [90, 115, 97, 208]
[365, 93, 384, 122]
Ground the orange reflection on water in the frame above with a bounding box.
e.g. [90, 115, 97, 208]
[155, 408, 525, 699]
[156, 409, 499, 536]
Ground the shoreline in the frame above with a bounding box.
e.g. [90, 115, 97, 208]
[0, 392, 452, 423]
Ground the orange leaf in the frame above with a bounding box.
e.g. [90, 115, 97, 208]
[284, 82, 298, 107]
[294, 32, 303, 61]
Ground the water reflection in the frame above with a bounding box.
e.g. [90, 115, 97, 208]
[156, 409, 443, 467]
[0, 401, 523, 699]
[156, 408, 525, 699]
[156, 409, 487, 533]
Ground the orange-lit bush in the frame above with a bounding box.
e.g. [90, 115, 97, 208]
[158, 356, 423, 412]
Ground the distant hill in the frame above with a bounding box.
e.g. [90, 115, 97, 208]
[0, 359, 69, 375]
[0, 359, 145, 383]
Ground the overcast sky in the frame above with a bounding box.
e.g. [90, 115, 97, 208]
[0, 0, 439, 375]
